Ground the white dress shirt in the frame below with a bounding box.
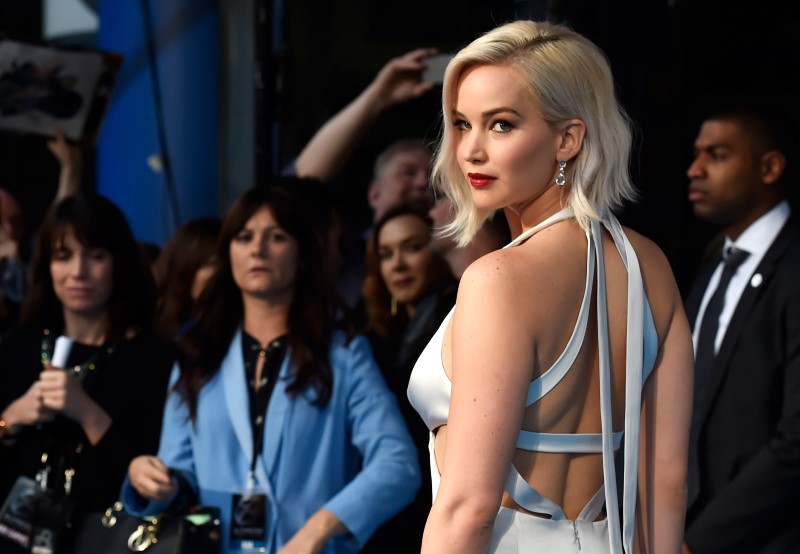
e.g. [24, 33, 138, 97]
[692, 200, 791, 354]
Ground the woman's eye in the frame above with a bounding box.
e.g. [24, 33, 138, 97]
[89, 249, 109, 261]
[234, 231, 251, 243]
[454, 119, 471, 131]
[492, 120, 513, 132]
[378, 249, 393, 261]
[406, 241, 426, 253]
[51, 249, 70, 261]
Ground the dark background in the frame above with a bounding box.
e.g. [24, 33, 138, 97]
[2, 0, 799, 294]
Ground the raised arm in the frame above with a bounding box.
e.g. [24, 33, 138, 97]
[47, 129, 83, 200]
[293, 48, 437, 182]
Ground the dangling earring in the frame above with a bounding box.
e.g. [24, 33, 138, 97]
[555, 160, 567, 187]
[390, 295, 398, 316]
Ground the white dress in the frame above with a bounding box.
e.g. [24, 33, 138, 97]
[407, 209, 659, 553]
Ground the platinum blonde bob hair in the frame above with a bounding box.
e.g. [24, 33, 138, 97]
[432, 20, 637, 245]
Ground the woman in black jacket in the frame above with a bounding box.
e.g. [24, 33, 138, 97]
[0, 193, 175, 553]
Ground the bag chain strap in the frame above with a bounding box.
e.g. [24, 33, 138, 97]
[100, 501, 162, 553]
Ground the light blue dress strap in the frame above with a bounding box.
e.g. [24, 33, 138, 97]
[503, 465, 567, 520]
[578, 485, 606, 522]
[526, 237, 595, 405]
[516, 429, 622, 453]
[605, 216, 645, 554]
[591, 219, 624, 553]
[503, 208, 574, 249]
[504, 207, 592, 407]
[593, 216, 646, 554]
[500, 211, 647, 544]
[502, 207, 578, 518]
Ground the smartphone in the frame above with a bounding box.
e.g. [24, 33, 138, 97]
[422, 54, 453, 84]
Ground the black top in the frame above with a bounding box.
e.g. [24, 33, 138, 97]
[241, 331, 287, 471]
[0, 327, 176, 522]
[361, 283, 458, 554]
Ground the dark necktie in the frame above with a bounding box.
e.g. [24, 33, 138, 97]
[687, 246, 750, 506]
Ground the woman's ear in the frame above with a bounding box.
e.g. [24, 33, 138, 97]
[557, 118, 586, 161]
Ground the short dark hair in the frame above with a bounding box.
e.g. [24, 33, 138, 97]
[373, 138, 432, 180]
[700, 94, 798, 191]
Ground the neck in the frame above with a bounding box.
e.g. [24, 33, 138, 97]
[724, 198, 782, 241]
[509, 185, 565, 235]
[242, 295, 290, 346]
[62, 311, 109, 345]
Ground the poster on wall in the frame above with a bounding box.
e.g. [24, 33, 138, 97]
[0, 39, 121, 144]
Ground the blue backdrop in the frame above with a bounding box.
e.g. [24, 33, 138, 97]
[97, 0, 219, 245]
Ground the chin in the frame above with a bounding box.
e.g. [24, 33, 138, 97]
[692, 205, 723, 225]
[470, 192, 501, 211]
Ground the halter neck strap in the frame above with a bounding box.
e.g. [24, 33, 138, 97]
[504, 207, 574, 249]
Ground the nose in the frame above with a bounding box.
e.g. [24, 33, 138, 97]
[460, 130, 486, 165]
[251, 233, 269, 258]
[388, 250, 408, 272]
[410, 169, 429, 190]
[687, 155, 704, 180]
[70, 253, 89, 277]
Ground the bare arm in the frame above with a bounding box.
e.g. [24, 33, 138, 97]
[421, 252, 533, 553]
[47, 129, 83, 200]
[637, 279, 693, 553]
[294, 48, 437, 182]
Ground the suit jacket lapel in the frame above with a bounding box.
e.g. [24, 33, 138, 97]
[260, 350, 292, 481]
[221, 327, 254, 469]
[221, 327, 282, 499]
[697, 220, 797, 427]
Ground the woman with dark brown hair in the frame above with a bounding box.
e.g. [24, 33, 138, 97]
[152, 216, 222, 338]
[360, 202, 457, 554]
[124, 184, 419, 554]
[0, 193, 175, 553]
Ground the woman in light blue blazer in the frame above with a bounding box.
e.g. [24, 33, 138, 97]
[122, 183, 420, 553]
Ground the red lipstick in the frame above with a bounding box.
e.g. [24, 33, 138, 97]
[467, 173, 496, 188]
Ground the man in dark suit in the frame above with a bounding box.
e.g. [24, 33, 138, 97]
[682, 97, 800, 554]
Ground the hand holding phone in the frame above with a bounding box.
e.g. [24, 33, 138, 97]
[422, 54, 453, 84]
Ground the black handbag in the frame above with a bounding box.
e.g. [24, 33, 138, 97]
[0, 474, 74, 553]
[72, 502, 221, 554]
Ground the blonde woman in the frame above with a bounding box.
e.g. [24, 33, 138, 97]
[408, 20, 693, 553]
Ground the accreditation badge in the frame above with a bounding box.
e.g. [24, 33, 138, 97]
[229, 485, 267, 552]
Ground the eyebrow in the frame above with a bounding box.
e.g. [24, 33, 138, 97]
[452, 107, 523, 119]
[694, 142, 733, 153]
[238, 224, 283, 233]
[379, 233, 429, 248]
